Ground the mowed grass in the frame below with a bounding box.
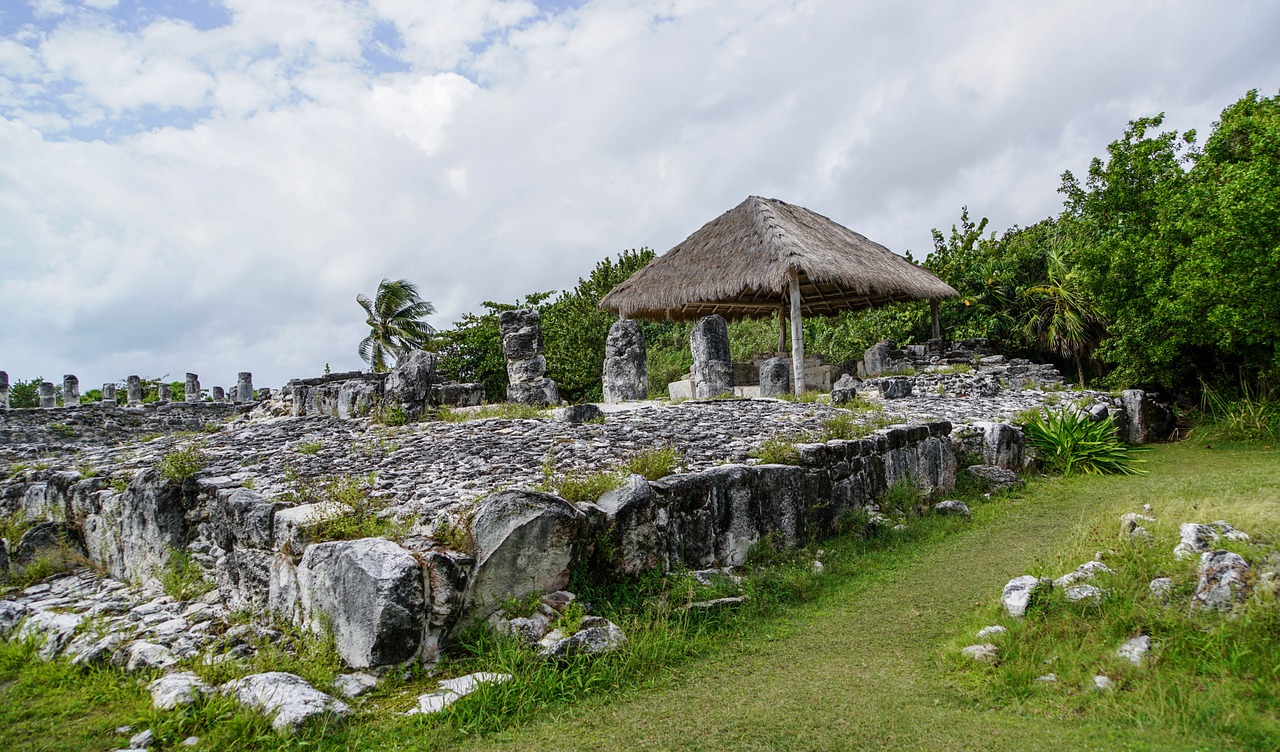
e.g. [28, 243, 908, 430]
[1, 441, 1275, 751]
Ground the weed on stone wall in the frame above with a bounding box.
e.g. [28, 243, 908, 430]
[435, 404, 548, 423]
[748, 435, 804, 465]
[158, 550, 213, 601]
[620, 446, 682, 480]
[156, 444, 206, 482]
[299, 473, 407, 543]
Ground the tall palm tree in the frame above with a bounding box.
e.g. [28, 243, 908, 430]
[357, 278, 437, 372]
[1022, 241, 1105, 388]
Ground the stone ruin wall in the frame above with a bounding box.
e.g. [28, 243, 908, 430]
[2, 416, 959, 669]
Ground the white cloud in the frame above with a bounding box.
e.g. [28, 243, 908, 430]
[1, 0, 1279, 390]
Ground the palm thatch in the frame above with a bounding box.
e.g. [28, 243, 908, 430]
[600, 196, 957, 321]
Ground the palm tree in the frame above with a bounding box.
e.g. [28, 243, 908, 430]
[1022, 240, 1105, 388]
[357, 278, 437, 372]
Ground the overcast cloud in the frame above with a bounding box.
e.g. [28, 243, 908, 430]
[1, 0, 1277, 390]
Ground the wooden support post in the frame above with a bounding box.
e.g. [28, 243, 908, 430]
[789, 268, 806, 395]
[930, 299, 941, 340]
[777, 305, 787, 356]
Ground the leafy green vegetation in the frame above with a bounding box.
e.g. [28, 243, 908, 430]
[435, 404, 547, 422]
[158, 550, 213, 601]
[1200, 381, 1280, 443]
[747, 434, 804, 465]
[296, 440, 324, 455]
[1020, 408, 1147, 476]
[619, 446, 681, 480]
[293, 473, 404, 542]
[155, 444, 206, 482]
[357, 278, 437, 373]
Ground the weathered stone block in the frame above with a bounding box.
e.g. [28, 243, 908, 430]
[467, 490, 584, 620]
[385, 350, 436, 418]
[757, 357, 790, 398]
[863, 341, 895, 377]
[603, 320, 648, 403]
[690, 315, 732, 399]
[499, 310, 543, 361]
[1119, 390, 1174, 444]
[507, 379, 558, 407]
[298, 538, 426, 668]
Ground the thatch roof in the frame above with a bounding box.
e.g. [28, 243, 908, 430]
[600, 196, 958, 321]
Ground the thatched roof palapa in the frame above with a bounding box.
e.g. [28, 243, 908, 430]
[600, 196, 958, 321]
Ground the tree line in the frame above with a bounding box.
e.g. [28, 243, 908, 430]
[365, 89, 1278, 404]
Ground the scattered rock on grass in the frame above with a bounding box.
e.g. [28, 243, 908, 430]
[1192, 550, 1251, 611]
[1114, 635, 1151, 666]
[404, 672, 511, 716]
[1092, 675, 1114, 691]
[332, 672, 380, 699]
[960, 644, 999, 664]
[966, 465, 1023, 491]
[1148, 577, 1174, 601]
[220, 672, 350, 732]
[933, 500, 970, 517]
[149, 672, 212, 710]
[538, 616, 627, 659]
[975, 625, 1006, 640]
[1001, 576, 1051, 619]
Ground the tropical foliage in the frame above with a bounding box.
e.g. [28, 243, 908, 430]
[357, 278, 437, 373]
[1020, 408, 1147, 476]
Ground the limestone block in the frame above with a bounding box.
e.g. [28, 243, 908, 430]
[298, 538, 426, 668]
[506, 355, 546, 384]
[603, 320, 648, 403]
[150, 672, 212, 710]
[1119, 389, 1174, 444]
[102, 383, 116, 402]
[499, 309, 543, 361]
[385, 351, 436, 417]
[158, 384, 172, 402]
[553, 404, 603, 423]
[595, 475, 662, 575]
[467, 490, 584, 620]
[271, 501, 352, 560]
[757, 357, 790, 398]
[220, 672, 350, 732]
[974, 422, 1025, 471]
[538, 616, 627, 659]
[237, 373, 253, 404]
[1192, 550, 1250, 611]
[127, 375, 142, 405]
[863, 340, 895, 377]
[690, 315, 732, 399]
[434, 383, 484, 408]
[507, 378, 558, 407]
[875, 377, 912, 399]
[667, 379, 693, 401]
[63, 375, 79, 406]
[1002, 575, 1052, 619]
[39, 380, 56, 408]
[831, 373, 857, 405]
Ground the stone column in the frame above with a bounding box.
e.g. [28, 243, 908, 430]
[185, 373, 200, 403]
[39, 381, 56, 408]
[62, 375, 79, 407]
[603, 319, 647, 403]
[758, 357, 790, 398]
[500, 310, 558, 406]
[690, 315, 732, 399]
[0, 371, 8, 409]
[102, 383, 117, 403]
[212, 386, 225, 402]
[158, 383, 171, 402]
[258, 387, 272, 401]
[237, 372, 253, 403]
[127, 375, 142, 405]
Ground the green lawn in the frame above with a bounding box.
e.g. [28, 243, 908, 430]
[2, 441, 1276, 751]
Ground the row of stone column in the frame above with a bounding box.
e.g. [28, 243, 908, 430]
[0, 370, 255, 408]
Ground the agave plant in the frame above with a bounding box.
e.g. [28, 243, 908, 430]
[1020, 407, 1147, 476]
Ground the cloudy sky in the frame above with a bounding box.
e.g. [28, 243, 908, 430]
[1, 0, 1277, 390]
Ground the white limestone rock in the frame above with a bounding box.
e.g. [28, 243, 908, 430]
[149, 672, 212, 710]
[332, 672, 379, 699]
[1115, 635, 1151, 666]
[220, 672, 350, 732]
[933, 500, 971, 517]
[961, 644, 1000, 664]
[125, 641, 177, 671]
[1002, 575, 1051, 619]
[1192, 550, 1251, 611]
[975, 625, 1007, 640]
[404, 672, 512, 716]
[539, 617, 628, 659]
[1174, 523, 1219, 560]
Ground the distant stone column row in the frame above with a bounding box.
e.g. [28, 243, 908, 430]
[0, 370, 256, 408]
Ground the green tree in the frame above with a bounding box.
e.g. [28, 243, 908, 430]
[1022, 239, 1105, 388]
[357, 278, 437, 373]
[9, 377, 42, 408]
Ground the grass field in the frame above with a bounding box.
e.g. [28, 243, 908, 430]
[2, 440, 1276, 751]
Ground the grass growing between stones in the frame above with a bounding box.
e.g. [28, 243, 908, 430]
[435, 404, 548, 423]
[3, 442, 1276, 751]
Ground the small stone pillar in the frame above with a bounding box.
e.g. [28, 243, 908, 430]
[158, 383, 171, 402]
[237, 372, 253, 403]
[258, 387, 272, 401]
[212, 386, 225, 402]
[62, 375, 79, 406]
[500, 310, 559, 406]
[0, 371, 8, 409]
[185, 373, 200, 403]
[603, 320, 647, 403]
[102, 383, 116, 403]
[127, 375, 142, 405]
[758, 357, 790, 398]
[39, 381, 56, 408]
[863, 341, 895, 377]
[690, 315, 732, 399]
